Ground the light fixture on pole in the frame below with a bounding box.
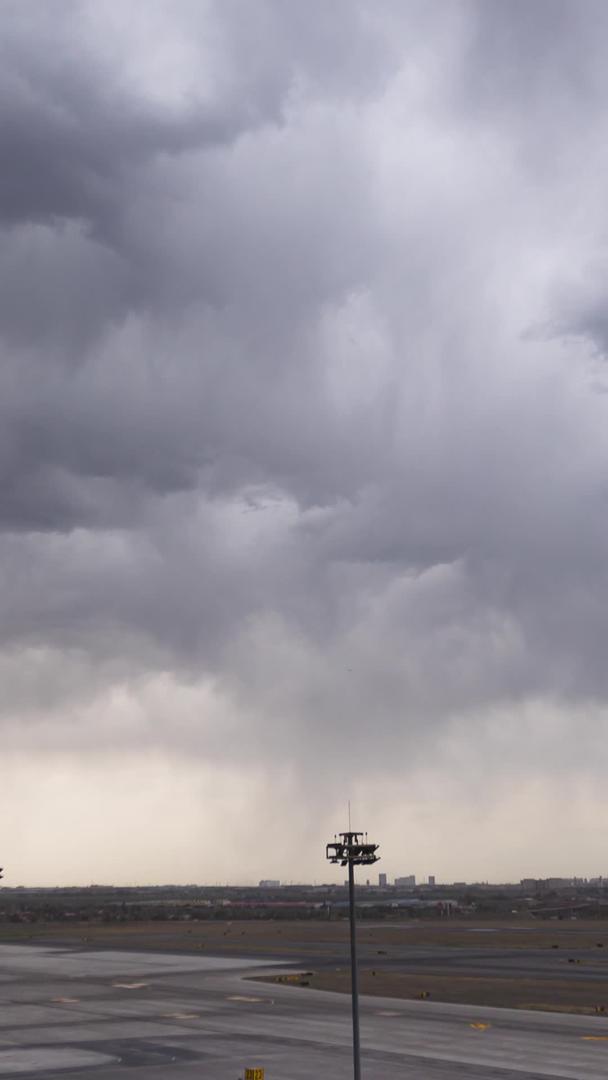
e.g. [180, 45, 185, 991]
[326, 830, 379, 1080]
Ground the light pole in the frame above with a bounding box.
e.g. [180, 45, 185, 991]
[326, 831, 379, 1080]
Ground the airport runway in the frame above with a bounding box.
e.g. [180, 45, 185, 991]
[284, 932, 608, 985]
[0, 943, 607, 1078]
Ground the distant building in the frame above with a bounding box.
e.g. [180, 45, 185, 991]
[378, 873, 387, 888]
[428, 875, 436, 887]
[395, 875, 416, 887]
[258, 880, 280, 888]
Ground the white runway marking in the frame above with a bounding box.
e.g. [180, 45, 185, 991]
[0, 1048, 117, 1073]
[227, 994, 265, 1003]
[112, 981, 150, 989]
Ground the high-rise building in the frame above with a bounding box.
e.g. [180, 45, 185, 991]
[428, 875, 436, 887]
[394, 874, 416, 887]
[378, 872, 387, 887]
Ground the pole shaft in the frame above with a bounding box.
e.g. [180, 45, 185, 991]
[348, 858, 361, 1080]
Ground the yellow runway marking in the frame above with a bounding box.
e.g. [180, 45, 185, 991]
[470, 1023, 491, 1031]
[582, 1036, 608, 1041]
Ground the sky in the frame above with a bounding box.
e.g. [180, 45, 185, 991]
[3, 0, 608, 887]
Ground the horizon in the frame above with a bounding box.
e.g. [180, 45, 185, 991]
[4, 870, 608, 892]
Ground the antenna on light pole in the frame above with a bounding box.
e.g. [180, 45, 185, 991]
[326, 829, 379, 1080]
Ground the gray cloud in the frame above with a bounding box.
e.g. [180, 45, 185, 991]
[3, 0, 608, 881]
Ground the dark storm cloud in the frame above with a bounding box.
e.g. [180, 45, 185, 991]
[2, 0, 608, 785]
[0, 0, 401, 531]
[462, 0, 608, 111]
[0, 0, 402, 235]
[0, 2, 290, 234]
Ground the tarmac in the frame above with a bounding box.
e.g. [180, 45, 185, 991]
[1, 942, 608, 1078]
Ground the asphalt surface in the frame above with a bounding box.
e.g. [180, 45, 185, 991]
[355, 944, 608, 982]
[1, 943, 608, 1078]
[263, 928, 608, 984]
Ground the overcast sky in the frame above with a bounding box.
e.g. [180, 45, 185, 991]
[3, 0, 608, 886]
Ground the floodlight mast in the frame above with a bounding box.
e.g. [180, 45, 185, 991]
[326, 831, 379, 1080]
